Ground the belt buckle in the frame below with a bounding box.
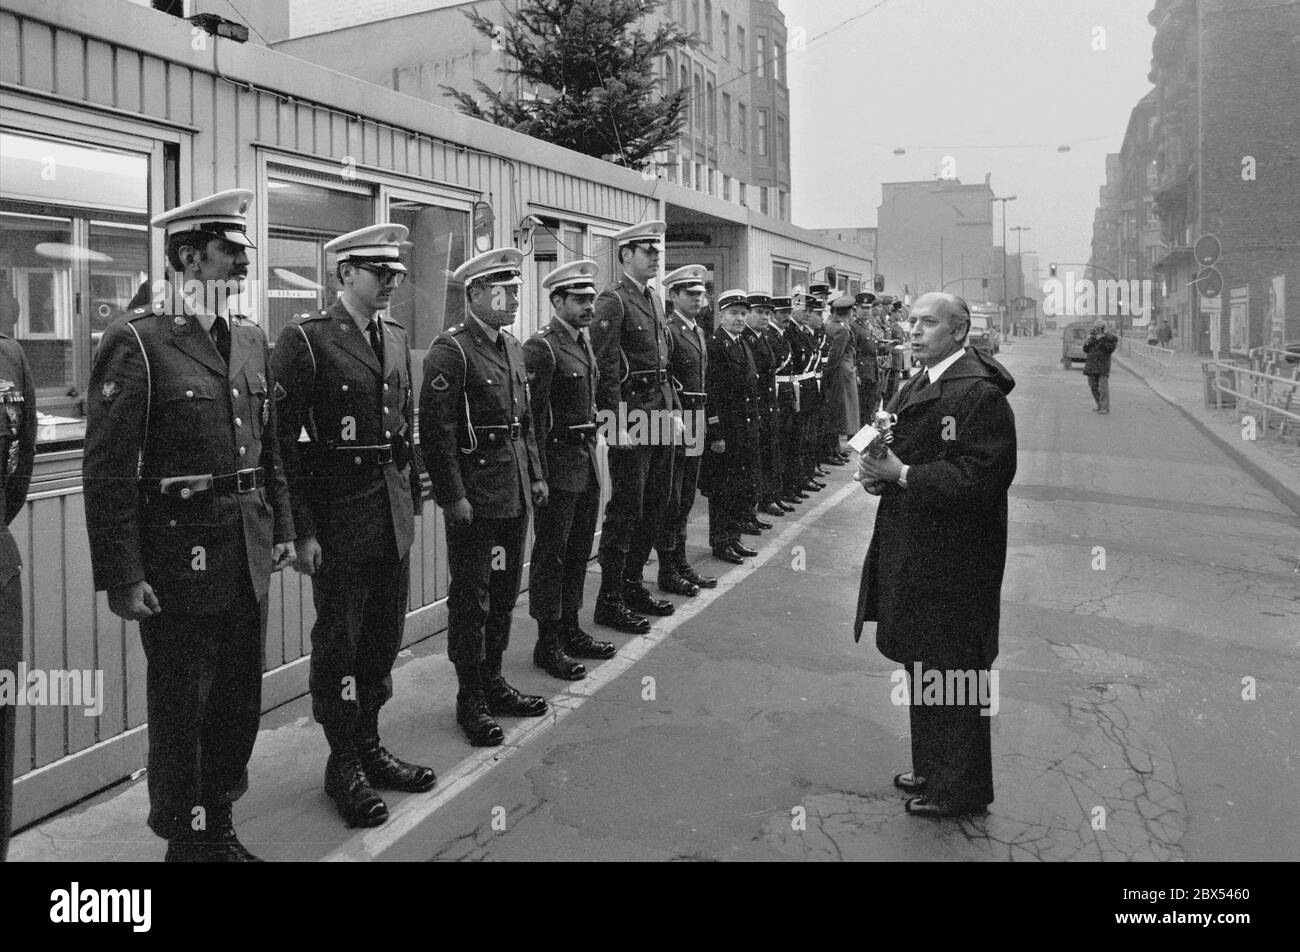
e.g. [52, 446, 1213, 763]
[508, 422, 522, 441]
[235, 468, 259, 493]
[377, 445, 394, 465]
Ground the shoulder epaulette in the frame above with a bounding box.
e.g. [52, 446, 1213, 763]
[447, 324, 468, 336]
[128, 306, 152, 322]
[538, 326, 552, 337]
[298, 309, 330, 323]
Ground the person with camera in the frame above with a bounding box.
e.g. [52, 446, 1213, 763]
[1082, 318, 1118, 414]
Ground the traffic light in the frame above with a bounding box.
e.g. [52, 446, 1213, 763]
[1049, 263, 1058, 278]
[873, 274, 885, 292]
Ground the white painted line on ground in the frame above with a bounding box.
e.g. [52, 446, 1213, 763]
[322, 477, 862, 861]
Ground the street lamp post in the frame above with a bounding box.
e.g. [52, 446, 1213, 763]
[992, 195, 1017, 339]
[1011, 225, 1031, 335]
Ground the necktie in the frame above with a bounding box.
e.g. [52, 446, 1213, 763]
[211, 316, 231, 366]
[368, 318, 384, 366]
[580, 328, 596, 365]
[916, 369, 930, 390]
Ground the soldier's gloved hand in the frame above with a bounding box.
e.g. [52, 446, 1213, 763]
[444, 497, 473, 527]
[293, 536, 322, 576]
[710, 439, 725, 454]
[531, 480, 549, 508]
[108, 580, 161, 621]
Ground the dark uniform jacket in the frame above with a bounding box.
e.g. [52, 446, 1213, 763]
[701, 328, 759, 492]
[420, 317, 543, 519]
[851, 318, 879, 384]
[666, 313, 708, 413]
[271, 298, 422, 555]
[1082, 330, 1118, 376]
[787, 321, 820, 410]
[523, 317, 598, 495]
[591, 274, 673, 419]
[0, 335, 35, 653]
[853, 348, 1017, 670]
[742, 325, 777, 418]
[765, 324, 796, 410]
[84, 305, 293, 612]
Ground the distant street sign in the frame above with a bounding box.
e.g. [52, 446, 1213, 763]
[1194, 233, 1221, 267]
[1194, 266, 1223, 299]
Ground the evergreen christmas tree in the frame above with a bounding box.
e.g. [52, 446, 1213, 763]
[442, 0, 693, 171]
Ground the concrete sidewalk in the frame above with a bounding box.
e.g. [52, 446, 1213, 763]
[1113, 348, 1300, 519]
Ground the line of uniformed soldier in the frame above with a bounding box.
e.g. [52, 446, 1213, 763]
[70, 186, 916, 860]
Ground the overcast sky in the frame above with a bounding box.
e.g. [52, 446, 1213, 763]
[782, 0, 1157, 270]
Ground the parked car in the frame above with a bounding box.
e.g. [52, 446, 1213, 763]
[1061, 321, 1091, 367]
[968, 314, 997, 354]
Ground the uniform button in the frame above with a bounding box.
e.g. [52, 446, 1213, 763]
[180, 488, 191, 499]
[232, 388, 239, 397]
[383, 407, 389, 414]
[342, 385, 349, 392]
[385, 430, 391, 439]
[383, 383, 390, 391]
[354, 456, 362, 465]
[169, 519, 177, 527]
[238, 446, 247, 456]
[235, 417, 242, 426]
[185, 389, 194, 398]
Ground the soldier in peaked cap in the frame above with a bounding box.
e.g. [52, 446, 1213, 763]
[701, 290, 760, 565]
[83, 188, 295, 862]
[589, 220, 678, 634]
[524, 260, 617, 682]
[791, 292, 828, 493]
[823, 295, 860, 463]
[655, 265, 718, 597]
[0, 333, 35, 863]
[852, 292, 882, 423]
[271, 224, 434, 829]
[743, 292, 784, 526]
[766, 296, 799, 515]
[420, 247, 549, 747]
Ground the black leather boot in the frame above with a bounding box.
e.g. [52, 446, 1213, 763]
[623, 581, 675, 616]
[593, 593, 651, 633]
[657, 553, 701, 597]
[455, 661, 505, 746]
[482, 650, 548, 718]
[533, 619, 586, 680]
[562, 617, 617, 659]
[206, 802, 264, 861]
[676, 549, 717, 589]
[324, 751, 389, 828]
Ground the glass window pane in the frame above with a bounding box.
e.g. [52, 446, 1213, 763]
[88, 221, 150, 342]
[266, 177, 372, 341]
[0, 132, 147, 214]
[386, 198, 470, 349]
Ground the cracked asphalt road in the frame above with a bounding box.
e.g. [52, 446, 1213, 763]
[371, 335, 1300, 862]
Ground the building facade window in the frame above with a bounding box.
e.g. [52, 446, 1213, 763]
[738, 25, 746, 69]
[0, 128, 154, 444]
[775, 42, 785, 84]
[779, 190, 789, 221]
[790, 265, 809, 292]
[776, 114, 787, 164]
[693, 0, 700, 37]
[721, 11, 730, 59]
[772, 261, 789, 296]
[738, 102, 748, 152]
[694, 71, 704, 133]
[757, 108, 769, 157]
[756, 35, 766, 78]
[722, 92, 732, 144]
[722, 174, 731, 201]
[760, 188, 770, 216]
[704, 0, 712, 46]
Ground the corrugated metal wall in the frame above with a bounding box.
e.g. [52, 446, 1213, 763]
[1, 2, 631, 826]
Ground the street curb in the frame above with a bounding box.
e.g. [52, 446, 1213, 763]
[1115, 355, 1300, 521]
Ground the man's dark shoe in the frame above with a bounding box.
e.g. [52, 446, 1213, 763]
[677, 560, 717, 589]
[207, 803, 264, 861]
[623, 583, 675, 616]
[533, 637, 587, 680]
[730, 540, 759, 558]
[711, 544, 744, 565]
[563, 627, 617, 660]
[892, 771, 927, 794]
[904, 796, 988, 819]
[739, 523, 763, 536]
[484, 674, 548, 718]
[657, 571, 700, 597]
[324, 755, 389, 828]
[456, 690, 505, 747]
[774, 498, 797, 512]
[759, 502, 786, 517]
[358, 737, 437, 792]
[594, 595, 651, 634]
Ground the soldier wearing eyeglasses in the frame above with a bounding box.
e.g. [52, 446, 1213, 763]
[271, 224, 435, 830]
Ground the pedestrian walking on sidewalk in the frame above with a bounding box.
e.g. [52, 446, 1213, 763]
[1083, 319, 1118, 414]
[1157, 320, 1173, 349]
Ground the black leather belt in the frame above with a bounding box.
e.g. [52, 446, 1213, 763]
[629, 369, 669, 383]
[331, 444, 395, 466]
[548, 424, 596, 445]
[153, 467, 264, 499]
[475, 422, 523, 442]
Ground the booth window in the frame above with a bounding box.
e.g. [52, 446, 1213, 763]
[0, 131, 150, 448]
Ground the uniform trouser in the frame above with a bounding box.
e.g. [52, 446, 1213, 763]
[765, 407, 783, 503]
[778, 403, 802, 495]
[1087, 373, 1110, 411]
[529, 480, 600, 624]
[798, 407, 819, 478]
[908, 681, 995, 810]
[138, 574, 265, 841]
[0, 571, 19, 863]
[445, 513, 527, 668]
[308, 526, 409, 750]
[755, 410, 776, 506]
[708, 489, 746, 547]
[657, 445, 700, 564]
[600, 442, 674, 590]
[859, 380, 879, 429]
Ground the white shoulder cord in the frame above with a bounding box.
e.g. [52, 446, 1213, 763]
[124, 322, 151, 478]
[446, 334, 476, 454]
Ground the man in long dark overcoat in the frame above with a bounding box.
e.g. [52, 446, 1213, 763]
[854, 292, 1017, 818]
